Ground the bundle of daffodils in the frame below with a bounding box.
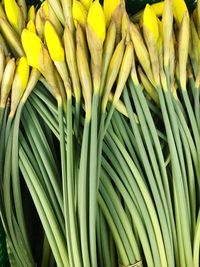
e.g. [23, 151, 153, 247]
[0, 0, 200, 267]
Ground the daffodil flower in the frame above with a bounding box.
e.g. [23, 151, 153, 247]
[27, 5, 35, 22]
[103, 0, 124, 26]
[44, 21, 71, 94]
[143, 4, 159, 43]
[73, 0, 87, 28]
[44, 21, 64, 62]
[21, 29, 43, 72]
[4, 0, 24, 34]
[80, 0, 93, 10]
[27, 20, 36, 33]
[87, 0, 106, 44]
[10, 56, 30, 115]
[143, 4, 160, 86]
[173, 0, 189, 25]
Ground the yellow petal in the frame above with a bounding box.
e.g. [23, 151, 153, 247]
[143, 4, 159, 42]
[27, 5, 36, 22]
[44, 21, 64, 62]
[80, 0, 93, 10]
[15, 56, 30, 90]
[21, 29, 43, 70]
[73, 0, 87, 27]
[4, 0, 22, 33]
[152, 2, 163, 17]
[27, 20, 36, 33]
[173, 0, 188, 25]
[10, 56, 29, 115]
[103, 0, 124, 26]
[87, 0, 106, 43]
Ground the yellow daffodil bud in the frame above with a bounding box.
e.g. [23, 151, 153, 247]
[129, 22, 154, 85]
[0, 18, 24, 57]
[152, 2, 164, 17]
[87, 0, 106, 44]
[143, 5, 160, 86]
[27, 20, 36, 33]
[22, 29, 60, 98]
[113, 41, 133, 106]
[44, 21, 71, 94]
[179, 12, 190, 90]
[43, 1, 63, 36]
[36, 1, 63, 40]
[0, 48, 5, 86]
[64, 25, 81, 101]
[21, 29, 43, 71]
[162, 0, 173, 69]
[103, 0, 124, 26]
[44, 21, 64, 62]
[13, 57, 29, 92]
[143, 4, 159, 43]
[80, 0, 93, 10]
[10, 56, 29, 116]
[173, 0, 188, 26]
[0, 58, 15, 108]
[86, 0, 106, 92]
[61, 0, 74, 33]
[73, 0, 87, 28]
[100, 20, 116, 95]
[4, 0, 24, 34]
[102, 38, 125, 111]
[131, 2, 164, 23]
[76, 24, 92, 119]
[28, 5, 36, 22]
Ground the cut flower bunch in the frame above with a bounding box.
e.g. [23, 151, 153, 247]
[0, 0, 200, 266]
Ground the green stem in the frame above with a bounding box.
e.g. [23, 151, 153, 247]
[21, 108, 64, 233]
[41, 235, 51, 267]
[106, 125, 168, 267]
[99, 209, 111, 267]
[99, 183, 131, 265]
[0, 106, 8, 179]
[3, 129, 29, 266]
[158, 88, 192, 266]
[78, 117, 91, 267]
[97, 194, 129, 264]
[0, 106, 4, 131]
[11, 102, 34, 263]
[89, 93, 99, 267]
[193, 210, 200, 267]
[19, 146, 67, 267]
[123, 87, 172, 266]
[65, 94, 82, 267]
[57, 97, 73, 267]
[102, 137, 159, 267]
